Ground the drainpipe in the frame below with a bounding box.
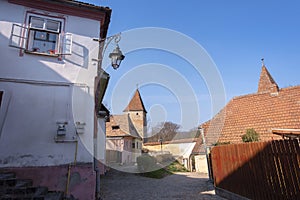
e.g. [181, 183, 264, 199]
[94, 125, 100, 200]
[94, 157, 101, 200]
[95, 111, 108, 199]
[94, 30, 104, 200]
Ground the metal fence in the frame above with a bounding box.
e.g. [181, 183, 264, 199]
[211, 139, 300, 200]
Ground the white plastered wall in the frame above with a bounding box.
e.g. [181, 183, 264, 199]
[0, 1, 101, 167]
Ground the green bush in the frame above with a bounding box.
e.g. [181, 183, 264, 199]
[137, 154, 157, 172]
[242, 128, 260, 142]
[166, 161, 189, 172]
[155, 154, 174, 163]
[213, 141, 231, 146]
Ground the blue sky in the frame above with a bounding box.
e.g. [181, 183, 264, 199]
[85, 0, 300, 131]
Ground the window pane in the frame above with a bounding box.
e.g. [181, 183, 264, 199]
[28, 30, 58, 55]
[46, 20, 60, 32]
[48, 33, 57, 42]
[25, 15, 63, 56]
[32, 40, 42, 52]
[30, 17, 44, 29]
[34, 31, 47, 40]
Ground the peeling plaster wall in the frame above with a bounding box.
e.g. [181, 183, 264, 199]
[3, 164, 96, 200]
[0, 1, 100, 167]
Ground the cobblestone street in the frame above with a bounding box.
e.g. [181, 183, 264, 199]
[101, 169, 226, 200]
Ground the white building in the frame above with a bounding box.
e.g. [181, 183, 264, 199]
[0, 0, 111, 199]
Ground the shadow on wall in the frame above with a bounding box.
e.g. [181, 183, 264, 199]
[64, 40, 89, 69]
[211, 139, 300, 200]
[0, 31, 94, 165]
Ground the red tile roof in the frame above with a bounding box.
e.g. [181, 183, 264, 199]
[123, 89, 147, 113]
[57, 0, 110, 10]
[192, 66, 300, 154]
[8, 0, 112, 38]
[106, 115, 141, 138]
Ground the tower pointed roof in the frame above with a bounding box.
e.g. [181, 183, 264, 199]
[123, 89, 147, 113]
[257, 64, 279, 94]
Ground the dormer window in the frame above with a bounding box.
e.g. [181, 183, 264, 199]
[9, 14, 72, 56]
[112, 125, 120, 130]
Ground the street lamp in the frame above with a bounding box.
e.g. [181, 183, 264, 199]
[158, 138, 163, 153]
[93, 33, 125, 71]
[109, 44, 125, 69]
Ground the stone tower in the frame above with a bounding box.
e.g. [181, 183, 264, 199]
[123, 89, 147, 141]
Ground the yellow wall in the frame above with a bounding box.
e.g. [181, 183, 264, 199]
[144, 142, 195, 158]
[194, 155, 208, 173]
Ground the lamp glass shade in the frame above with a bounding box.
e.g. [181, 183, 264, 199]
[109, 45, 125, 69]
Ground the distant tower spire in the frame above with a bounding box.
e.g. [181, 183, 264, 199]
[123, 89, 146, 113]
[257, 61, 279, 94]
[261, 58, 265, 66]
[123, 89, 147, 140]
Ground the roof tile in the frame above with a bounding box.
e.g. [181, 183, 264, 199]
[123, 89, 147, 113]
[192, 66, 300, 154]
[106, 115, 141, 138]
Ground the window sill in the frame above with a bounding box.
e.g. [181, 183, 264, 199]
[25, 50, 59, 57]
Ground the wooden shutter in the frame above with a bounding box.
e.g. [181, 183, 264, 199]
[9, 24, 28, 50]
[59, 33, 72, 55]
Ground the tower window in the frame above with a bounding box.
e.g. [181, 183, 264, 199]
[136, 113, 139, 115]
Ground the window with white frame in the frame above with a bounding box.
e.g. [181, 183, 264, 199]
[9, 15, 72, 56]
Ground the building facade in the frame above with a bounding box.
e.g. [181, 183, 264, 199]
[106, 89, 146, 165]
[0, 0, 111, 199]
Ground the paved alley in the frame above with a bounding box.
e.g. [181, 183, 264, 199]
[101, 169, 226, 200]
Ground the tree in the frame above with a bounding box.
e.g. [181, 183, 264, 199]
[242, 128, 260, 143]
[147, 121, 181, 142]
